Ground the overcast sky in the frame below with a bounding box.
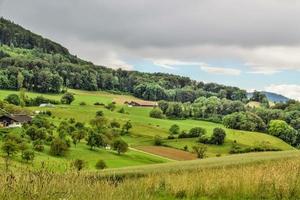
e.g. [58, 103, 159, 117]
[1, 0, 300, 99]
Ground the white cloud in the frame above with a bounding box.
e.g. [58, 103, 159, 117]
[152, 59, 203, 69]
[265, 84, 300, 100]
[200, 64, 241, 76]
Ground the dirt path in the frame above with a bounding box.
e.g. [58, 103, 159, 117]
[135, 146, 197, 161]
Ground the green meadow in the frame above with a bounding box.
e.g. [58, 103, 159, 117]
[0, 89, 294, 171]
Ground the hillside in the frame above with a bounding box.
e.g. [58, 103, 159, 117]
[0, 89, 294, 170]
[0, 17, 248, 102]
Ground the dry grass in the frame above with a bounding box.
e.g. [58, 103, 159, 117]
[1, 155, 300, 200]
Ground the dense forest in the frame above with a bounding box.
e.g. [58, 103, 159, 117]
[0, 18, 247, 102]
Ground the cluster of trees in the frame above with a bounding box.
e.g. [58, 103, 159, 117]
[167, 124, 226, 145]
[223, 100, 300, 146]
[1, 110, 132, 169]
[153, 96, 246, 122]
[151, 94, 300, 147]
[4, 91, 74, 107]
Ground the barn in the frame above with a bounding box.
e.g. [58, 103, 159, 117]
[125, 100, 158, 107]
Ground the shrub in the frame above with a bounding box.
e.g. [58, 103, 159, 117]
[50, 138, 68, 156]
[118, 107, 125, 114]
[169, 124, 180, 135]
[149, 108, 165, 119]
[183, 145, 188, 151]
[105, 102, 116, 111]
[197, 135, 210, 144]
[33, 140, 44, 152]
[96, 110, 104, 117]
[94, 102, 104, 106]
[72, 159, 85, 171]
[21, 150, 35, 163]
[110, 120, 120, 128]
[112, 139, 128, 155]
[154, 135, 163, 146]
[79, 101, 86, 106]
[178, 131, 189, 138]
[95, 160, 107, 170]
[5, 94, 20, 105]
[167, 135, 175, 140]
[192, 144, 207, 159]
[189, 127, 206, 137]
[61, 92, 75, 105]
[210, 128, 226, 145]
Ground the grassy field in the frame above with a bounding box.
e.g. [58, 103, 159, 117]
[1, 151, 300, 199]
[0, 89, 295, 170]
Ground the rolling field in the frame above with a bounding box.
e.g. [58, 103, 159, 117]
[0, 89, 295, 171]
[1, 151, 300, 200]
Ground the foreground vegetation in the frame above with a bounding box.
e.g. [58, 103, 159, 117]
[1, 151, 300, 200]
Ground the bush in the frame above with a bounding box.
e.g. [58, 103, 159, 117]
[192, 144, 207, 159]
[197, 135, 210, 144]
[149, 108, 165, 119]
[112, 139, 128, 155]
[110, 120, 120, 128]
[21, 150, 35, 163]
[72, 159, 85, 171]
[61, 92, 75, 105]
[105, 102, 116, 111]
[94, 102, 104, 106]
[50, 138, 68, 156]
[189, 127, 206, 137]
[5, 94, 20, 105]
[79, 101, 86, 106]
[118, 107, 125, 114]
[167, 135, 175, 140]
[95, 160, 107, 170]
[96, 110, 104, 117]
[169, 124, 180, 135]
[178, 131, 189, 138]
[154, 135, 163, 146]
[210, 128, 226, 145]
[33, 140, 44, 152]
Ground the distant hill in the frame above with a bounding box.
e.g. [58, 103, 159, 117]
[247, 91, 289, 103]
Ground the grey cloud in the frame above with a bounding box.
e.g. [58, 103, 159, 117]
[2, 0, 300, 73]
[2, 0, 300, 48]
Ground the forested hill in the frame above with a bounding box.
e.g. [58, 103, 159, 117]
[0, 18, 70, 55]
[0, 17, 247, 102]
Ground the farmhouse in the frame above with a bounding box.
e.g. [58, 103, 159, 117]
[125, 100, 158, 107]
[0, 114, 32, 128]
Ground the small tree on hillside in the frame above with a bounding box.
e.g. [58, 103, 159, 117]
[122, 121, 132, 134]
[192, 144, 207, 159]
[95, 159, 107, 170]
[61, 92, 75, 104]
[50, 138, 68, 156]
[210, 128, 226, 145]
[21, 150, 35, 163]
[112, 139, 128, 155]
[72, 159, 85, 172]
[5, 94, 20, 105]
[149, 108, 164, 119]
[169, 124, 180, 135]
[154, 135, 163, 146]
[1, 140, 19, 170]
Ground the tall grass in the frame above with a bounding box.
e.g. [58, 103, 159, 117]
[1, 157, 300, 199]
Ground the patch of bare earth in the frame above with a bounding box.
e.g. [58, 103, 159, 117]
[136, 146, 197, 161]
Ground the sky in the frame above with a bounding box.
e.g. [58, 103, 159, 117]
[1, 0, 300, 99]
